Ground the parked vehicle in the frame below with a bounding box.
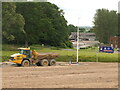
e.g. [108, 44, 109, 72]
[99, 46, 114, 53]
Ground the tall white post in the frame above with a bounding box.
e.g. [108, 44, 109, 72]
[76, 18, 79, 64]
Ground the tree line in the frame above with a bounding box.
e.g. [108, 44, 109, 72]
[2, 2, 119, 46]
[93, 9, 118, 44]
[68, 9, 119, 44]
[2, 2, 73, 48]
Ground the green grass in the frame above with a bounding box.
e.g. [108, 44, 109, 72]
[2, 51, 19, 62]
[2, 44, 23, 51]
[1, 44, 118, 62]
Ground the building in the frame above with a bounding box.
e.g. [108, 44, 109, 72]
[109, 36, 120, 48]
[69, 32, 100, 49]
[69, 32, 96, 41]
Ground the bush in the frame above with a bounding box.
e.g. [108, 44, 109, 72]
[60, 43, 67, 48]
[65, 41, 73, 48]
[59, 41, 73, 48]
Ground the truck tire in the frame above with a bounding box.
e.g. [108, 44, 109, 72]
[49, 59, 56, 66]
[22, 60, 30, 67]
[40, 59, 49, 66]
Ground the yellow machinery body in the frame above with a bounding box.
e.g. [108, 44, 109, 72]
[9, 48, 30, 64]
[9, 47, 58, 66]
[9, 54, 26, 64]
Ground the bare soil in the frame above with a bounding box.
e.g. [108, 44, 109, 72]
[1, 62, 118, 88]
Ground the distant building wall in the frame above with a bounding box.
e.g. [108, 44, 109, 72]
[69, 32, 96, 41]
[109, 36, 120, 48]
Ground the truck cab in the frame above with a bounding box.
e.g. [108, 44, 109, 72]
[20, 49, 32, 58]
[9, 48, 32, 66]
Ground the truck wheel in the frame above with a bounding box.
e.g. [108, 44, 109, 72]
[49, 59, 56, 66]
[22, 60, 30, 67]
[40, 59, 49, 66]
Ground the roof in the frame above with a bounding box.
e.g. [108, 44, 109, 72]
[18, 48, 30, 50]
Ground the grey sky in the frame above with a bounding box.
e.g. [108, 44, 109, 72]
[48, 0, 119, 26]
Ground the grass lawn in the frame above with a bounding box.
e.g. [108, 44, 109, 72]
[2, 45, 118, 62]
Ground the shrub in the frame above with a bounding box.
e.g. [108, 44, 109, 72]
[65, 41, 73, 48]
[60, 43, 67, 48]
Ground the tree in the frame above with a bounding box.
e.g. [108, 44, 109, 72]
[79, 28, 86, 33]
[118, 14, 120, 36]
[2, 2, 25, 44]
[68, 24, 90, 34]
[16, 2, 70, 47]
[93, 9, 118, 44]
[88, 26, 95, 33]
[68, 24, 77, 34]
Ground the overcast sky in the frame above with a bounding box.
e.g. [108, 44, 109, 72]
[48, 0, 119, 26]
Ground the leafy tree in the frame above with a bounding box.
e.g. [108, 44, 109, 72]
[16, 2, 70, 47]
[79, 28, 86, 33]
[2, 2, 72, 48]
[68, 24, 77, 34]
[88, 26, 95, 33]
[2, 2, 25, 44]
[93, 9, 118, 44]
[68, 24, 89, 34]
[118, 14, 120, 36]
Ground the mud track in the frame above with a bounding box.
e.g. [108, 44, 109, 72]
[1, 62, 118, 88]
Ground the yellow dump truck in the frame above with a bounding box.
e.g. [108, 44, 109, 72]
[9, 48, 58, 67]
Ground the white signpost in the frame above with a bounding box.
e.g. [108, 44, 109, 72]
[76, 18, 80, 64]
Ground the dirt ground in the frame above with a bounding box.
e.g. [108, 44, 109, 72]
[1, 62, 118, 88]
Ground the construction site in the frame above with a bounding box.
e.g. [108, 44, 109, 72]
[1, 45, 119, 88]
[1, 62, 118, 88]
[1, 0, 119, 89]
